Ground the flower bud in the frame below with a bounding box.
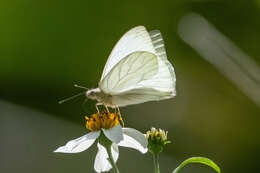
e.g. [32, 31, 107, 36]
[146, 127, 171, 154]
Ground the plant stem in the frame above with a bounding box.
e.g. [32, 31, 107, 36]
[99, 132, 120, 173]
[106, 146, 120, 173]
[153, 153, 160, 173]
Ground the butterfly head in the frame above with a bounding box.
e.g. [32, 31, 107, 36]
[86, 88, 101, 100]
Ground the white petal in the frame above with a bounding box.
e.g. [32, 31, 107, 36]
[94, 143, 119, 173]
[54, 131, 100, 153]
[118, 128, 148, 153]
[102, 125, 123, 143]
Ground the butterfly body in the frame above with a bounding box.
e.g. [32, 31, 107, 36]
[86, 88, 114, 107]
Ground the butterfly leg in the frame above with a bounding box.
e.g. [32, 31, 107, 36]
[105, 105, 110, 113]
[116, 106, 124, 127]
[96, 103, 102, 114]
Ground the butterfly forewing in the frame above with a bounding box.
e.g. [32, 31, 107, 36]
[100, 26, 156, 80]
[149, 30, 168, 61]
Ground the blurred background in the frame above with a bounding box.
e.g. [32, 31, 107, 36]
[1, 0, 260, 173]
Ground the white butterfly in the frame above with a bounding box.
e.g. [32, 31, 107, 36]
[61, 26, 176, 111]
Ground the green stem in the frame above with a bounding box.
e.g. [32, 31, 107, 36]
[153, 153, 160, 173]
[106, 146, 120, 173]
[99, 132, 120, 173]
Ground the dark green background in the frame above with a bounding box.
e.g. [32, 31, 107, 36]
[1, 0, 260, 173]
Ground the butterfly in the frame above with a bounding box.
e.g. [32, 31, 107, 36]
[60, 26, 176, 112]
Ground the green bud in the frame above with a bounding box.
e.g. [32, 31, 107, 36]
[146, 127, 171, 154]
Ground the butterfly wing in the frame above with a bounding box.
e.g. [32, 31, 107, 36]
[99, 26, 176, 106]
[111, 88, 173, 107]
[100, 26, 156, 80]
[99, 51, 159, 94]
[139, 29, 176, 93]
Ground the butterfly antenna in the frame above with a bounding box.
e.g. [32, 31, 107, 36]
[58, 92, 85, 104]
[74, 84, 89, 90]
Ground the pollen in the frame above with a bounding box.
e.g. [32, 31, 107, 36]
[85, 111, 122, 131]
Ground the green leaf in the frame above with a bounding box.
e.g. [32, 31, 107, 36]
[172, 157, 221, 173]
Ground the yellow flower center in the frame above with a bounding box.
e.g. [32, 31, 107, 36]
[85, 111, 122, 131]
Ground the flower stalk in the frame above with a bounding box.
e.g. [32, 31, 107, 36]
[106, 145, 120, 173]
[153, 153, 160, 173]
[99, 132, 120, 173]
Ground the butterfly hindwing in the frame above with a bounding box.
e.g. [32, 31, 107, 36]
[99, 51, 158, 94]
[111, 87, 173, 107]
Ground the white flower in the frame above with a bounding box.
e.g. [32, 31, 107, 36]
[54, 124, 147, 173]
